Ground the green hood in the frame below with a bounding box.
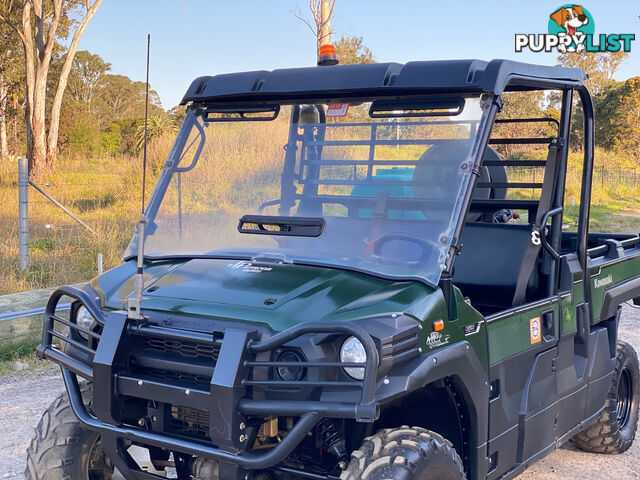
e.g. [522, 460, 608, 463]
[92, 258, 440, 331]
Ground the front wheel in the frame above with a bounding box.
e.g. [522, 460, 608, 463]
[340, 426, 465, 480]
[25, 382, 113, 480]
[571, 340, 640, 454]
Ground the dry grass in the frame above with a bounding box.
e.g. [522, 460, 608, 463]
[0, 119, 289, 295]
[0, 154, 146, 295]
[1, 121, 640, 296]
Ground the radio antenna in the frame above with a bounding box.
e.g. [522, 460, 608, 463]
[142, 33, 150, 213]
[128, 34, 151, 321]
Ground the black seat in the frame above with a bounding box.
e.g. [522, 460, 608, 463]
[453, 223, 539, 313]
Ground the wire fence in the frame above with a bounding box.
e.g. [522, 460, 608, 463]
[10, 158, 141, 291]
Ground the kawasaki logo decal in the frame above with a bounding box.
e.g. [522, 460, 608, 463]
[594, 274, 613, 289]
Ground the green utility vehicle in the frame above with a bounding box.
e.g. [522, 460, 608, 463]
[29, 59, 640, 480]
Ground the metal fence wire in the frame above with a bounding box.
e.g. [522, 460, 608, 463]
[16, 158, 139, 272]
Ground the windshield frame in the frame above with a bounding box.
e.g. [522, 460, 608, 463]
[126, 93, 499, 288]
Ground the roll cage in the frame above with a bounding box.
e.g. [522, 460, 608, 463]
[159, 60, 594, 302]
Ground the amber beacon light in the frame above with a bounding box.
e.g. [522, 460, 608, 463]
[318, 44, 339, 66]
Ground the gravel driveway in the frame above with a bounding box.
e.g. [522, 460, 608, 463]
[1, 305, 639, 479]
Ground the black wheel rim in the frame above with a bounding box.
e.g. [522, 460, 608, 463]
[617, 368, 633, 429]
[86, 436, 113, 480]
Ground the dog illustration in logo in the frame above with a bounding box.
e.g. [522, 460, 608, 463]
[550, 5, 589, 52]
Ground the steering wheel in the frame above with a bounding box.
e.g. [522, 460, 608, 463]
[369, 232, 439, 266]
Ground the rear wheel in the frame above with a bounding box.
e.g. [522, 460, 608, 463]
[571, 340, 639, 454]
[340, 426, 465, 480]
[25, 382, 113, 480]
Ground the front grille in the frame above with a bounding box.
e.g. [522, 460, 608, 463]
[170, 405, 210, 439]
[128, 335, 221, 388]
[143, 366, 211, 386]
[141, 337, 221, 360]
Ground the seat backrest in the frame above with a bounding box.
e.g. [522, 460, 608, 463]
[453, 223, 539, 307]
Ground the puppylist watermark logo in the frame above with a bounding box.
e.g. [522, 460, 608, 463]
[515, 5, 634, 54]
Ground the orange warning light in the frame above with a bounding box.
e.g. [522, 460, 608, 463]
[318, 44, 339, 66]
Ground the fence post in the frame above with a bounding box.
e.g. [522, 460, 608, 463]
[18, 157, 30, 270]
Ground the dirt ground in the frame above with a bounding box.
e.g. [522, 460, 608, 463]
[1, 305, 639, 479]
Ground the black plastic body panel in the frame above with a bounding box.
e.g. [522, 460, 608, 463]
[181, 60, 586, 105]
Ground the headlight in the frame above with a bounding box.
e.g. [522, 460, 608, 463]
[340, 336, 367, 380]
[276, 350, 306, 382]
[74, 305, 95, 340]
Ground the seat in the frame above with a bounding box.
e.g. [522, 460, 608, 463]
[412, 142, 507, 222]
[453, 223, 540, 313]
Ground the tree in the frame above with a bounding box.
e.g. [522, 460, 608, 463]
[0, 0, 23, 160]
[334, 36, 374, 64]
[67, 50, 111, 106]
[591, 80, 624, 150]
[94, 74, 162, 128]
[610, 77, 640, 163]
[556, 52, 628, 150]
[292, 0, 336, 60]
[135, 115, 177, 151]
[556, 51, 628, 96]
[0, 0, 103, 177]
[100, 122, 121, 156]
[492, 90, 545, 157]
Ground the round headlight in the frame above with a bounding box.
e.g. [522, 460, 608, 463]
[340, 336, 367, 380]
[276, 350, 306, 382]
[75, 305, 95, 340]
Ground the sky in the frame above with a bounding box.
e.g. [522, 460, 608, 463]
[77, 1, 640, 108]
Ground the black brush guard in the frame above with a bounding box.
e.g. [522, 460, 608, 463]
[37, 285, 380, 478]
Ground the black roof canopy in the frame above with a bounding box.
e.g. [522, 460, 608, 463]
[180, 59, 586, 105]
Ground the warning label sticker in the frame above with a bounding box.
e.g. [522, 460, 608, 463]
[530, 316, 541, 344]
[327, 103, 350, 117]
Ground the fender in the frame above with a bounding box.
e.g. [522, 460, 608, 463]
[600, 274, 640, 321]
[374, 341, 490, 479]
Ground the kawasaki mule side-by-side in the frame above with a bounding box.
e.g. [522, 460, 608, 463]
[28, 59, 640, 480]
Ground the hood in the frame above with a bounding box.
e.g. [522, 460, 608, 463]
[92, 258, 439, 331]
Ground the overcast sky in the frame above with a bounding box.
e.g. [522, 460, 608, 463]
[77, 0, 640, 108]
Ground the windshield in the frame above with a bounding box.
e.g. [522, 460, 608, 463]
[126, 95, 491, 286]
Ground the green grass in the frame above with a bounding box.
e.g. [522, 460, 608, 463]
[0, 339, 39, 362]
[563, 201, 640, 234]
[0, 339, 54, 376]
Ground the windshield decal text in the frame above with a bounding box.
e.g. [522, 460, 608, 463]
[227, 261, 273, 273]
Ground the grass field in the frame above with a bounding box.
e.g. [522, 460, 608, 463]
[0, 339, 54, 375]
[0, 152, 151, 296]
[1, 128, 640, 297]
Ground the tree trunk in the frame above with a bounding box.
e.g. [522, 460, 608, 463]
[0, 83, 7, 160]
[29, 0, 60, 176]
[12, 100, 19, 157]
[19, 0, 36, 174]
[46, 0, 103, 169]
[3, 0, 102, 176]
[30, 106, 48, 176]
